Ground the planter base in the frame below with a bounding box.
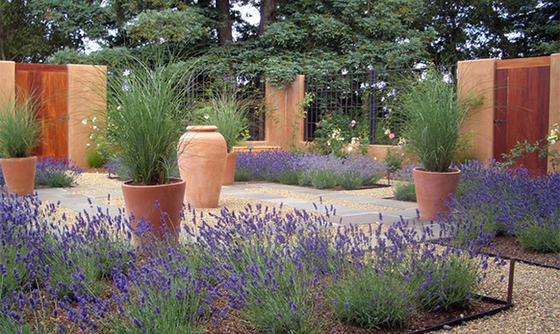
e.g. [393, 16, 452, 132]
[413, 167, 461, 221]
[0, 156, 37, 196]
[121, 178, 186, 249]
[223, 152, 237, 185]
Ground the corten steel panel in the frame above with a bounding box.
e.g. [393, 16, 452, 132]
[15, 64, 68, 159]
[494, 62, 550, 174]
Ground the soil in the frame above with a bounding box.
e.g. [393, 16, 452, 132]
[483, 235, 560, 269]
[204, 293, 506, 334]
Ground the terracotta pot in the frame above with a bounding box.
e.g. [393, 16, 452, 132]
[223, 151, 237, 185]
[177, 125, 227, 208]
[121, 178, 186, 248]
[0, 156, 37, 196]
[413, 167, 461, 221]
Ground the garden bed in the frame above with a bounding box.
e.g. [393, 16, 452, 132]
[483, 236, 560, 269]
[207, 293, 511, 334]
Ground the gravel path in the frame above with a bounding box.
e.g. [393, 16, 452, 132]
[59, 173, 560, 333]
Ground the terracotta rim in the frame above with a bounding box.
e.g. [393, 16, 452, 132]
[413, 167, 461, 175]
[186, 125, 218, 132]
[122, 177, 185, 188]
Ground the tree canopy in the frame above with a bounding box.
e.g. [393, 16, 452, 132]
[2, 0, 558, 84]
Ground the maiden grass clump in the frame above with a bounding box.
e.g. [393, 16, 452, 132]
[0, 96, 41, 158]
[104, 58, 194, 185]
[235, 150, 386, 189]
[1, 192, 497, 333]
[398, 69, 478, 172]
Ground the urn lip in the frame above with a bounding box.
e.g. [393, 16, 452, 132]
[186, 125, 218, 132]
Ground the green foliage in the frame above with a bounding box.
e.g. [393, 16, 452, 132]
[86, 147, 106, 169]
[329, 266, 411, 329]
[195, 77, 252, 152]
[498, 139, 560, 171]
[399, 69, 479, 172]
[299, 168, 338, 189]
[384, 148, 404, 173]
[393, 182, 416, 202]
[104, 55, 194, 185]
[1, 0, 109, 62]
[415, 0, 559, 65]
[516, 215, 560, 253]
[411, 254, 479, 311]
[0, 95, 41, 158]
[126, 8, 209, 44]
[312, 109, 369, 158]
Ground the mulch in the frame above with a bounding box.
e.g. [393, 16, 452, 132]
[482, 235, 560, 269]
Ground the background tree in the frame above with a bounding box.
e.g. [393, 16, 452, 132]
[0, 0, 108, 62]
[416, 0, 559, 65]
[8, 0, 557, 86]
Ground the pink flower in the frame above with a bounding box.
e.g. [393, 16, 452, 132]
[389, 133, 395, 139]
[350, 120, 357, 127]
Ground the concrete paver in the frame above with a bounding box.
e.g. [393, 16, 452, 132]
[35, 182, 428, 228]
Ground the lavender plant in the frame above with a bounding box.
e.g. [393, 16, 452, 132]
[109, 247, 210, 333]
[447, 160, 560, 253]
[329, 265, 412, 329]
[393, 182, 416, 202]
[35, 157, 82, 188]
[0, 181, 500, 333]
[235, 150, 386, 189]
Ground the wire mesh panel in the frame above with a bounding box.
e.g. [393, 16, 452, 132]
[188, 73, 266, 141]
[304, 67, 456, 145]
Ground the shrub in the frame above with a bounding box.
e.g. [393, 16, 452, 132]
[516, 215, 560, 253]
[329, 267, 412, 329]
[393, 182, 416, 202]
[85, 147, 106, 168]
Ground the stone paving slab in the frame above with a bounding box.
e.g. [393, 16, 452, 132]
[35, 182, 424, 227]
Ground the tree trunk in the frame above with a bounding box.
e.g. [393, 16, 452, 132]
[216, 0, 233, 46]
[258, 0, 276, 36]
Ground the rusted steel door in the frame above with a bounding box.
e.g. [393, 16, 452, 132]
[15, 64, 68, 159]
[494, 57, 550, 174]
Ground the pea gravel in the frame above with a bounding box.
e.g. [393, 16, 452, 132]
[58, 173, 560, 333]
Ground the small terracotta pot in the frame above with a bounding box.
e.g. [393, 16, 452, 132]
[177, 125, 227, 208]
[0, 156, 37, 196]
[413, 167, 461, 221]
[121, 178, 186, 248]
[223, 151, 237, 185]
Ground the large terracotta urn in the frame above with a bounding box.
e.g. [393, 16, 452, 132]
[177, 125, 227, 208]
[413, 167, 461, 221]
[0, 156, 37, 196]
[121, 178, 186, 248]
[223, 151, 237, 185]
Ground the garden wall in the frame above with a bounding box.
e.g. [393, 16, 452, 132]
[0, 61, 106, 168]
[259, 54, 560, 171]
[458, 53, 560, 173]
[3, 54, 557, 171]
